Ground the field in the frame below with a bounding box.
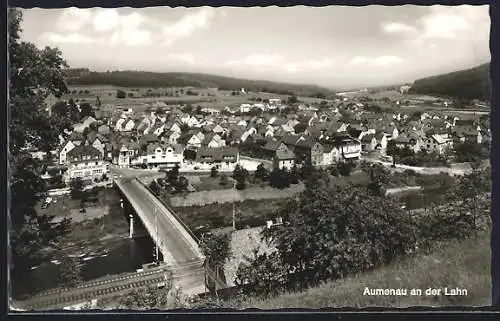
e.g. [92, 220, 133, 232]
[170, 183, 305, 207]
[231, 231, 491, 308]
[173, 198, 290, 231]
[65, 85, 336, 110]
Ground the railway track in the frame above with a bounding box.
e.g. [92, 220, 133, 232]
[21, 267, 169, 310]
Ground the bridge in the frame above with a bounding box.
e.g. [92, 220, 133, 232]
[115, 178, 226, 295]
[14, 177, 227, 310]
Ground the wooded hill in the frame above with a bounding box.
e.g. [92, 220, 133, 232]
[409, 63, 491, 101]
[66, 70, 336, 98]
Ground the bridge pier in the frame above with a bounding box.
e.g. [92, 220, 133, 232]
[129, 215, 134, 239]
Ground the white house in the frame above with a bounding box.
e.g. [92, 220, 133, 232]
[65, 145, 108, 181]
[240, 104, 252, 113]
[59, 140, 76, 165]
[145, 143, 184, 168]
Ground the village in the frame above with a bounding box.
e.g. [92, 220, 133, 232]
[35, 85, 490, 192]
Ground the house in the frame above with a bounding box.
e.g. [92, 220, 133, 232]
[116, 118, 136, 132]
[361, 134, 377, 152]
[375, 132, 389, 150]
[186, 133, 204, 150]
[86, 132, 109, 157]
[281, 135, 324, 167]
[212, 124, 226, 135]
[423, 134, 453, 154]
[159, 130, 181, 145]
[274, 144, 296, 170]
[145, 143, 184, 169]
[65, 145, 108, 181]
[196, 147, 240, 166]
[201, 133, 226, 148]
[59, 140, 76, 165]
[451, 126, 482, 144]
[327, 134, 362, 161]
[322, 144, 341, 166]
[114, 141, 141, 167]
[240, 104, 252, 113]
[392, 133, 423, 153]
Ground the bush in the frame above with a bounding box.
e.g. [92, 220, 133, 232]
[116, 89, 126, 99]
[337, 162, 353, 176]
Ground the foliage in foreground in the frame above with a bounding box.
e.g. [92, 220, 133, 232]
[233, 166, 490, 299]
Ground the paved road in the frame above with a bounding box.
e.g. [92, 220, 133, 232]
[118, 178, 202, 267]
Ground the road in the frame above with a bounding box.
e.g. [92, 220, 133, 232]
[361, 157, 473, 176]
[118, 178, 202, 267]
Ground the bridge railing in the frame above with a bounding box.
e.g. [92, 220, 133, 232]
[136, 178, 201, 244]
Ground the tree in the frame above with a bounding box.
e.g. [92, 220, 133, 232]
[269, 168, 291, 189]
[237, 180, 417, 296]
[58, 255, 82, 288]
[79, 102, 94, 119]
[9, 9, 72, 273]
[220, 174, 229, 186]
[233, 165, 249, 190]
[289, 164, 299, 184]
[287, 95, 298, 104]
[254, 163, 269, 181]
[200, 233, 232, 278]
[196, 105, 203, 114]
[116, 89, 126, 99]
[386, 140, 399, 167]
[337, 161, 353, 177]
[167, 164, 180, 184]
[361, 163, 390, 196]
[210, 166, 218, 178]
[70, 177, 84, 199]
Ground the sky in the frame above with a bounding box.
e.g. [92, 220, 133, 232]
[18, 5, 490, 89]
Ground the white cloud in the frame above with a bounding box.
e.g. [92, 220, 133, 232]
[40, 32, 96, 44]
[349, 55, 403, 67]
[349, 56, 369, 65]
[285, 58, 335, 73]
[226, 54, 283, 67]
[163, 7, 216, 41]
[381, 22, 417, 35]
[93, 9, 121, 31]
[167, 53, 196, 65]
[372, 55, 403, 66]
[55, 8, 92, 32]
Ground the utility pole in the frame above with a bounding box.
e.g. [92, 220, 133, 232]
[232, 180, 236, 230]
[155, 207, 159, 262]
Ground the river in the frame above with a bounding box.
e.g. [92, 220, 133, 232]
[10, 187, 158, 300]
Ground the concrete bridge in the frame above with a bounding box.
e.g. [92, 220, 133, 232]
[115, 178, 226, 296]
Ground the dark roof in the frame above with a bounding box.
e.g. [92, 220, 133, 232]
[196, 147, 239, 162]
[275, 147, 296, 160]
[67, 145, 101, 159]
[262, 140, 282, 152]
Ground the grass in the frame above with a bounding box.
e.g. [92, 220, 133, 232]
[65, 85, 335, 110]
[174, 198, 290, 231]
[230, 232, 491, 309]
[189, 175, 232, 192]
[169, 182, 304, 207]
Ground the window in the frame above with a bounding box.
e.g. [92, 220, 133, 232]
[151, 156, 156, 159]
[96, 162, 99, 165]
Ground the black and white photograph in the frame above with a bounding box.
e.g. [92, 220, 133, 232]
[8, 4, 492, 311]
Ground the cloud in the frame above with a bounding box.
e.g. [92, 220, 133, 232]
[55, 8, 92, 32]
[349, 56, 369, 66]
[381, 22, 417, 35]
[109, 12, 152, 46]
[167, 53, 196, 65]
[285, 58, 335, 73]
[40, 32, 96, 44]
[418, 9, 470, 39]
[163, 7, 216, 43]
[349, 55, 403, 67]
[226, 54, 283, 67]
[93, 9, 121, 31]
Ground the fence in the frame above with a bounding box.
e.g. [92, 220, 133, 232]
[137, 178, 201, 244]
